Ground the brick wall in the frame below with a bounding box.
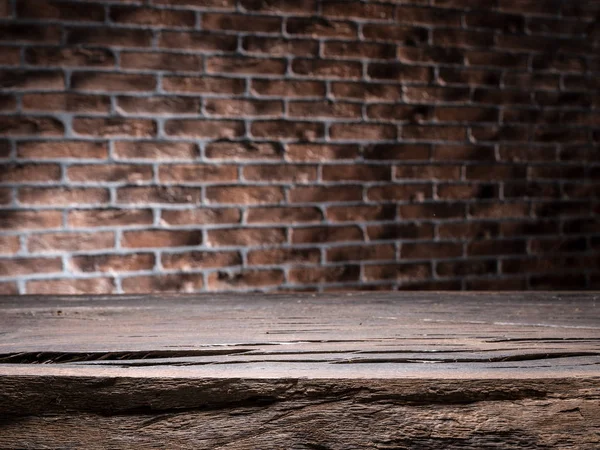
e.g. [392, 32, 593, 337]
[0, 0, 598, 294]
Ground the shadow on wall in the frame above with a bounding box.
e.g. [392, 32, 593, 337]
[0, 0, 599, 294]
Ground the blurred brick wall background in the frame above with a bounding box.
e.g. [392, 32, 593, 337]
[0, 0, 598, 294]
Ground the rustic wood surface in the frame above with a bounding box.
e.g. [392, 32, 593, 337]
[1, 292, 599, 449]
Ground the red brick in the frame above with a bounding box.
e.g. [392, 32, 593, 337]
[251, 121, 324, 140]
[367, 184, 432, 202]
[68, 164, 152, 183]
[396, 6, 462, 26]
[286, 144, 359, 161]
[533, 201, 591, 218]
[437, 260, 498, 277]
[122, 229, 202, 249]
[251, 79, 325, 97]
[465, 11, 525, 33]
[368, 63, 432, 82]
[466, 164, 527, 181]
[206, 186, 284, 204]
[73, 118, 156, 138]
[203, 12, 280, 32]
[289, 101, 362, 119]
[159, 164, 237, 183]
[0, 282, 18, 295]
[395, 165, 461, 180]
[327, 244, 395, 262]
[28, 231, 115, 253]
[122, 274, 204, 293]
[0, 163, 61, 183]
[535, 92, 591, 108]
[289, 265, 360, 284]
[292, 226, 363, 244]
[438, 68, 501, 87]
[402, 242, 462, 259]
[117, 96, 199, 115]
[22, 93, 110, 113]
[438, 222, 499, 240]
[323, 1, 394, 20]
[243, 36, 318, 56]
[161, 208, 241, 226]
[17, 0, 104, 21]
[503, 73, 560, 90]
[403, 125, 466, 141]
[1, 210, 62, 230]
[322, 164, 392, 182]
[500, 220, 559, 237]
[114, 141, 198, 160]
[292, 59, 362, 79]
[207, 227, 285, 247]
[71, 253, 155, 273]
[0, 257, 62, 276]
[155, 0, 236, 8]
[240, 0, 315, 14]
[206, 141, 283, 160]
[404, 86, 471, 103]
[110, 6, 195, 27]
[363, 144, 430, 161]
[323, 41, 396, 60]
[118, 186, 202, 205]
[0, 70, 64, 91]
[437, 183, 499, 200]
[399, 203, 466, 219]
[473, 88, 533, 105]
[120, 52, 202, 72]
[289, 185, 362, 203]
[470, 202, 530, 218]
[27, 278, 115, 295]
[363, 24, 428, 44]
[398, 46, 464, 65]
[331, 82, 403, 101]
[164, 119, 244, 139]
[205, 99, 283, 117]
[529, 237, 588, 254]
[162, 251, 241, 270]
[0, 24, 61, 44]
[467, 239, 527, 256]
[0, 47, 19, 65]
[243, 164, 317, 183]
[287, 17, 357, 38]
[367, 223, 434, 241]
[19, 187, 109, 206]
[163, 76, 245, 94]
[367, 104, 432, 122]
[66, 27, 152, 47]
[0, 236, 20, 255]
[246, 207, 322, 224]
[330, 123, 397, 141]
[18, 141, 108, 160]
[208, 269, 284, 290]
[434, 144, 496, 162]
[327, 205, 396, 222]
[248, 248, 320, 265]
[159, 30, 237, 52]
[364, 263, 431, 282]
[0, 187, 11, 204]
[71, 72, 156, 92]
[25, 47, 114, 67]
[466, 50, 528, 69]
[434, 106, 499, 123]
[207, 56, 286, 75]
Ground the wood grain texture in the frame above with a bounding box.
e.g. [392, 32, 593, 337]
[1, 292, 599, 448]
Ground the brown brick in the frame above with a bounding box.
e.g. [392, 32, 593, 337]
[0, 24, 61, 44]
[286, 144, 359, 161]
[432, 144, 495, 161]
[504, 182, 560, 199]
[248, 248, 320, 265]
[0, 257, 62, 276]
[71, 72, 156, 92]
[122, 229, 202, 249]
[251, 120, 323, 140]
[163, 76, 245, 94]
[529, 237, 588, 254]
[465, 50, 528, 69]
[503, 73, 560, 90]
[395, 165, 461, 180]
[466, 164, 527, 181]
[403, 125, 466, 142]
[118, 186, 202, 204]
[251, 79, 325, 97]
[27, 278, 115, 295]
[122, 274, 204, 293]
[117, 96, 199, 115]
[397, 6, 462, 26]
[0, 282, 18, 295]
[367, 104, 431, 123]
[327, 244, 395, 262]
[165, 119, 244, 139]
[247, 206, 322, 224]
[161, 208, 240, 226]
[18, 141, 108, 160]
[206, 186, 284, 204]
[0, 0, 8, 17]
[437, 259, 497, 277]
[120, 52, 202, 72]
[162, 251, 241, 270]
[471, 126, 531, 143]
[1, 210, 62, 230]
[25, 47, 114, 68]
[438, 222, 499, 239]
[289, 265, 360, 284]
[368, 63, 432, 82]
[473, 88, 532, 105]
[0, 163, 61, 183]
[364, 263, 431, 282]
[402, 242, 462, 260]
[323, 41, 396, 60]
[159, 31, 237, 52]
[240, 0, 315, 14]
[71, 253, 155, 273]
[207, 227, 285, 247]
[0, 236, 20, 255]
[243, 36, 318, 57]
[323, 1, 395, 20]
[467, 239, 527, 256]
[367, 184, 432, 202]
[363, 24, 428, 44]
[28, 231, 115, 253]
[0, 94, 15, 112]
[207, 56, 286, 75]
[437, 183, 499, 200]
[208, 269, 284, 290]
[330, 123, 397, 141]
[73, 118, 156, 138]
[22, 93, 110, 113]
[292, 226, 363, 244]
[68, 164, 152, 183]
[364, 144, 430, 161]
[243, 164, 317, 183]
[399, 280, 463, 290]
[159, 164, 237, 183]
[19, 187, 109, 206]
[203, 12, 280, 32]
[289, 185, 362, 203]
[438, 68, 501, 87]
[289, 101, 362, 119]
[367, 223, 434, 241]
[0, 116, 64, 137]
[434, 106, 499, 123]
[533, 201, 591, 218]
[466, 278, 527, 291]
[500, 220, 560, 237]
[114, 141, 199, 160]
[205, 99, 283, 117]
[323, 164, 392, 182]
[287, 17, 357, 38]
[206, 141, 283, 160]
[292, 59, 362, 79]
[155, 0, 236, 9]
[111, 6, 195, 27]
[327, 205, 396, 222]
[465, 11, 525, 33]
[399, 203, 466, 219]
[530, 274, 587, 290]
[17, 0, 104, 21]
[404, 86, 471, 103]
[470, 202, 530, 218]
[66, 27, 152, 47]
[0, 187, 11, 204]
[331, 82, 403, 101]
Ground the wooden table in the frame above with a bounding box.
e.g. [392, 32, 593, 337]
[1, 292, 599, 449]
